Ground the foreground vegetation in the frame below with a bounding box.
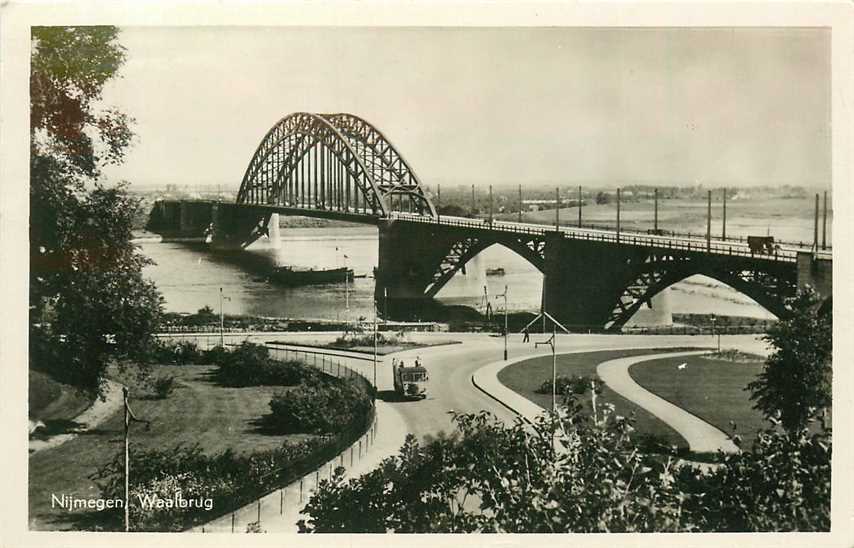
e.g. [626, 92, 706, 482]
[300, 404, 829, 532]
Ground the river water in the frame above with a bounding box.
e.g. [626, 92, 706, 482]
[139, 223, 787, 323]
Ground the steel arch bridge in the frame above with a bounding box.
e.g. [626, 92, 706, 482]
[236, 112, 437, 218]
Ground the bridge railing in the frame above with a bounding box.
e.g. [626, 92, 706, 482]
[393, 214, 802, 263]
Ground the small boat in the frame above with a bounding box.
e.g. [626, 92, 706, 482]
[486, 267, 506, 276]
[270, 266, 354, 286]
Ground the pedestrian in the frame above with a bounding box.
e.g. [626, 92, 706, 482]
[522, 326, 530, 343]
[415, 356, 422, 368]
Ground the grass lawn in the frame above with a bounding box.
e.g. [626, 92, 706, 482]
[29, 369, 93, 422]
[28, 364, 312, 531]
[497, 348, 701, 450]
[628, 354, 771, 449]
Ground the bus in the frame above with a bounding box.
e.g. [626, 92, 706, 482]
[393, 364, 429, 400]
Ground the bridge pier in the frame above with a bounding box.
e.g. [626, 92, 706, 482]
[797, 251, 832, 310]
[542, 232, 647, 330]
[208, 203, 273, 250]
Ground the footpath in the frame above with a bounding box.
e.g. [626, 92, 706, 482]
[29, 379, 123, 454]
[472, 348, 746, 454]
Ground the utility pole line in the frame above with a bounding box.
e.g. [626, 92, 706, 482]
[822, 190, 828, 250]
[654, 188, 658, 232]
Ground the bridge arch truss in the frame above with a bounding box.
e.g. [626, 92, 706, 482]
[604, 249, 798, 331]
[237, 113, 436, 218]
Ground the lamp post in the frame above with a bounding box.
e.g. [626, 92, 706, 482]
[219, 287, 225, 347]
[495, 285, 509, 360]
[536, 326, 557, 413]
[710, 315, 720, 352]
[373, 298, 378, 388]
[122, 388, 150, 532]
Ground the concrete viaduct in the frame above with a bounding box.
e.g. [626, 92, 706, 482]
[146, 112, 832, 331]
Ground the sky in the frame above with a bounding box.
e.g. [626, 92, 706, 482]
[99, 26, 831, 190]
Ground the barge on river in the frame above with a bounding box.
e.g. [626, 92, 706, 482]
[270, 266, 354, 286]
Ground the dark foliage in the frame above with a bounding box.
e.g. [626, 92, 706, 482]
[535, 374, 601, 396]
[30, 27, 162, 395]
[211, 342, 318, 387]
[747, 288, 832, 431]
[268, 376, 374, 434]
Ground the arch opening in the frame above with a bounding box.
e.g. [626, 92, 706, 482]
[432, 241, 545, 317]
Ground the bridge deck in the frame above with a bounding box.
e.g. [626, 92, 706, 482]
[236, 203, 830, 264]
[391, 213, 830, 264]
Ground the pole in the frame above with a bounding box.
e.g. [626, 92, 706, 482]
[489, 184, 493, 225]
[503, 285, 508, 361]
[555, 187, 560, 230]
[219, 287, 224, 347]
[722, 187, 727, 241]
[814, 193, 819, 251]
[471, 184, 475, 216]
[123, 387, 130, 532]
[822, 190, 828, 250]
[344, 254, 349, 314]
[518, 184, 523, 223]
[552, 322, 557, 413]
[654, 188, 658, 232]
[384, 287, 388, 323]
[706, 190, 712, 252]
[616, 188, 621, 243]
[578, 185, 582, 227]
[590, 379, 598, 425]
[437, 184, 441, 222]
[373, 300, 378, 388]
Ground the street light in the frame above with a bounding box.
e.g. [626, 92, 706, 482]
[219, 287, 227, 347]
[373, 297, 378, 388]
[535, 325, 558, 413]
[710, 315, 720, 352]
[495, 285, 509, 360]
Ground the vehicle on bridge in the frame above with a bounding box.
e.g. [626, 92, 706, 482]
[393, 363, 429, 400]
[747, 235, 780, 255]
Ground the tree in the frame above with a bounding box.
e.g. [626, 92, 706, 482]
[595, 191, 610, 205]
[747, 288, 832, 431]
[30, 27, 162, 394]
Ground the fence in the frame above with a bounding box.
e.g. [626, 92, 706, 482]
[157, 333, 384, 533]
[396, 213, 832, 263]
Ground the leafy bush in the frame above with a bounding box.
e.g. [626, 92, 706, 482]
[212, 342, 319, 387]
[535, 374, 599, 396]
[333, 331, 399, 348]
[145, 339, 204, 365]
[268, 376, 373, 434]
[151, 375, 176, 399]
